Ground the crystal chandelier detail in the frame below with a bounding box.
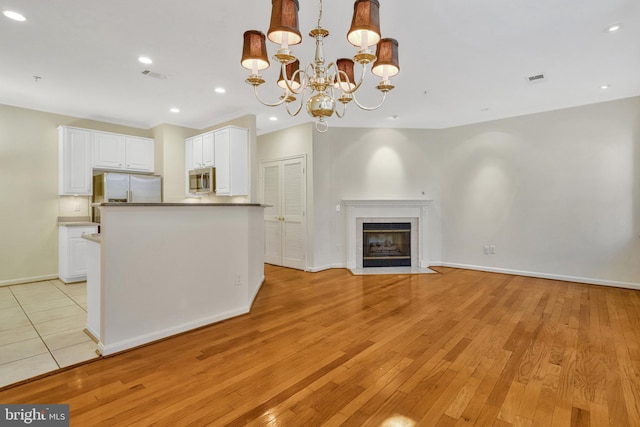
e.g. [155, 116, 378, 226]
[241, 0, 400, 132]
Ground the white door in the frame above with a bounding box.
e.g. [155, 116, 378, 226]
[261, 156, 306, 270]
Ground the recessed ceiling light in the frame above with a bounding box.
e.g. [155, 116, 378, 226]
[601, 84, 610, 90]
[138, 56, 153, 65]
[605, 24, 622, 32]
[170, 108, 180, 113]
[214, 87, 226, 94]
[269, 116, 278, 121]
[3, 10, 26, 21]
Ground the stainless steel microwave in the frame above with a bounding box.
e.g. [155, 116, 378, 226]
[188, 167, 215, 193]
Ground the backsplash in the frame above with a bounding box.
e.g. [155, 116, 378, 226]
[58, 195, 91, 217]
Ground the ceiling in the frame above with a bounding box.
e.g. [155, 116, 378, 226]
[1, 0, 639, 135]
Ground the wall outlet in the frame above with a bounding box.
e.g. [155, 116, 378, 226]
[336, 204, 341, 212]
[73, 202, 80, 212]
[489, 245, 495, 254]
[235, 274, 241, 286]
[483, 246, 489, 255]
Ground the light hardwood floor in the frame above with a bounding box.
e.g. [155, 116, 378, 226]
[1, 265, 639, 426]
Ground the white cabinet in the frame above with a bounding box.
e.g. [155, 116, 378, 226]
[58, 225, 98, 283]
[93, 131, 154, 172]
[184, 131, 215, 196]
[93, 131, 125, 170]
[191, 132, 215, 169]
[214, 127, 248, 196]
[124, 136, 155, 172]
[58, 126, 93, 195]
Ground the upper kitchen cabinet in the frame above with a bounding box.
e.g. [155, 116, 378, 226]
[191, 132, 215, 169]
[93, 131, 154, 173]
[214, 126, 248, 196]
[58, 126, 93, 195]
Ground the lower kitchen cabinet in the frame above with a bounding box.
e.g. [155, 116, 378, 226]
[58, 225, 98, 283]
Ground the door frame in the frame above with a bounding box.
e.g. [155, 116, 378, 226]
[259, 154, 307, 270]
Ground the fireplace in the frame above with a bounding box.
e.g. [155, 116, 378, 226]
[343, 199, 434, 274]
[363, 223, 411, 267]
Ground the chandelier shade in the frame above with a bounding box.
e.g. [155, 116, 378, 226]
[372, 38, 399, 78]
[336, 58, 356, 91]
[267, 0, 302, 46]
[278, 59, 301, 90]
[241, 30, 270, 71]
[347, 0, 381, 48]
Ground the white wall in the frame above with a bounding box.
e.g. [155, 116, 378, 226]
[441, 97, 640, 287]
[313, 128, 444, 270]
[264, 97, 640, 287]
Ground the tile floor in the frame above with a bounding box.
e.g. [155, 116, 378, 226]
[0, 280, 99, 388]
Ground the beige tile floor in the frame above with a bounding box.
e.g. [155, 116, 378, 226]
[0, 280, 99, 388]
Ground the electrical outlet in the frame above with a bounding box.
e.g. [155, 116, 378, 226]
[483, 246, 489, 255]
[335, 204, 341, 212]
[235, 274, 241, 286]
[489, 245, 495, 254]
[73, 202, 80, 211]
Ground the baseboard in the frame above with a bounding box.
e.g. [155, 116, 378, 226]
[0, 274, 58, 287]
[100, 306, 250, 356]
[307, 263, 346, 273]
[441, 262, 640, 290]
[249, 275, 265, 308]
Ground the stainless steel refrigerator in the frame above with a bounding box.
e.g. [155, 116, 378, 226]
[92, 172, 162, 222]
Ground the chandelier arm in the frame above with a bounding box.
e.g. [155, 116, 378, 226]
[280, 63, 307, 96]
[252, 85, 288, 108]
[285, 93, 305, 117]
[351, 90, 388, 111]
[335, 100, 347, 118]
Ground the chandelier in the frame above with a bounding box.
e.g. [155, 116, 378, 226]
[241, 0, 400, 132]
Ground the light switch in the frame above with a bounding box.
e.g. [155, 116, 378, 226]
[336, 204, 341, 212]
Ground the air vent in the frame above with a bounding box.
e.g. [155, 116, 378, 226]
[141, 69, 167, 80]
[527, 73, 546, 85]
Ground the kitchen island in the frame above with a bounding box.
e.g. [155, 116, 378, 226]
[85, 203, 265, 356]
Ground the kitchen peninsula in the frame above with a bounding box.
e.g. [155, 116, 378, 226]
[85, 203, 266, 356]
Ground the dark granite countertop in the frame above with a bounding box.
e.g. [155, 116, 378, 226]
[95, 203, 269, 207]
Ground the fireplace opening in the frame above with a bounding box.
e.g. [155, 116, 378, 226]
[363, 222, 411, 267]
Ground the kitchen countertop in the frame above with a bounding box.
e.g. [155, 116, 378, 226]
[95, 202, 269, 207]
[57, 216, 100, 227]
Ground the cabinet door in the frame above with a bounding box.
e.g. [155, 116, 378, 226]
[202, 132, 215, 167]
[59, 225, 98, 283]
[192, 135, 204, 168]
[58, 126, 93, 195]
[214, 129, 230, 195]
[185, 138, 194, 195]
[93, 131, 125, 169]
[125, 137, 154, 172]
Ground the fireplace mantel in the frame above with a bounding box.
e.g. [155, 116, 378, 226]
[343, 199, 433, 274]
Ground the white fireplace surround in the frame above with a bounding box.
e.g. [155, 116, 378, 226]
[343, 200, 433, 274]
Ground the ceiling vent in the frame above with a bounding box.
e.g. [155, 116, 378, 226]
[527, 73, 546, 85]
[141, 69, 167, 80]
